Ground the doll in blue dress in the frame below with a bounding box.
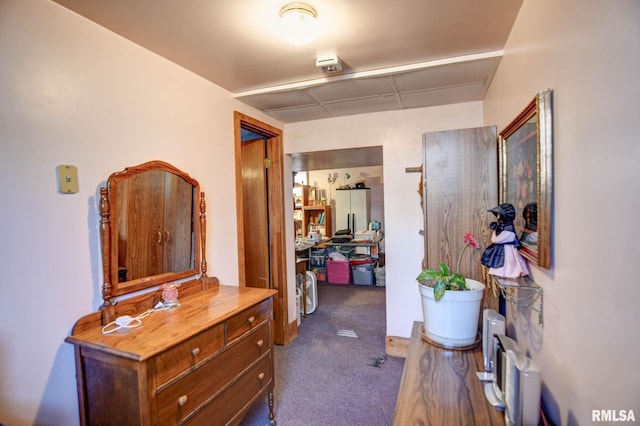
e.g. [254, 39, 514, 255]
[481, 203, 529, 278]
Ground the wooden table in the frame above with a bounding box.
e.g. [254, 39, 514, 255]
[393, 322, 505, 425]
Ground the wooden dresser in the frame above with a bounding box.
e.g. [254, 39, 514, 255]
[66, 285, 277, 426]
[393, 322, 504, 425]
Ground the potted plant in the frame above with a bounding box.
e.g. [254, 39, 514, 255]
[417, 232, 485, 349]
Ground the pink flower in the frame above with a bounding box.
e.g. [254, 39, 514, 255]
[464, 232, 479, 248]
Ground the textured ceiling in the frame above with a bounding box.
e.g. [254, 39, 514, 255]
[51, 0, 523, 123]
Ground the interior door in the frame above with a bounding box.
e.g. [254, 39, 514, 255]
[241, 138, 271, 289]
[235, 112, 288, 345]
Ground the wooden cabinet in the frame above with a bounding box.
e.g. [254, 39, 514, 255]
[66, 286, 277, 426]
[116, 169, 194, 282]
[302, 205, 332, 238]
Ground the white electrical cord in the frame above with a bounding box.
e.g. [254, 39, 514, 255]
[101, 302, 171, 335]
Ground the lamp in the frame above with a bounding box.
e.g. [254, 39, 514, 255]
[279, 3, 318, 45]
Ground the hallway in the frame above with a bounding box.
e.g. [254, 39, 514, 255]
[242, 284, 404, 426]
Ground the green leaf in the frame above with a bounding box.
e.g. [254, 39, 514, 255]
[450, 273, 467, 290]
[434, 280, 446, 301]
[416, 269, 439, 281]
[438, 262, 451, 276]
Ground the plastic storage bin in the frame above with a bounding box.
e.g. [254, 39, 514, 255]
[309, 248, 326, 268]
[351, 258, 375, 286]
[326, 259, 351, 284]
[312, 267, 326, 282]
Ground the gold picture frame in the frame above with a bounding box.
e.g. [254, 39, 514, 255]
[499, 89, 553, 269]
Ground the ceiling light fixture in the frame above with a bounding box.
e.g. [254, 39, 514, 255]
[278, 3, 318, 46]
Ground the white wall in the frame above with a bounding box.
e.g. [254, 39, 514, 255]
[0, 1, 280, 424]
[284, 103, 484, 338]
[4, 0, 636, 425]
[483, 0, 640, 424]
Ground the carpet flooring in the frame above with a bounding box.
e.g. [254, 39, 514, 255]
[241, 283, 405, 426]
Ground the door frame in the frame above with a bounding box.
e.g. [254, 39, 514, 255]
[234, 111, 290, 345]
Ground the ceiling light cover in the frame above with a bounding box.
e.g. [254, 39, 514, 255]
[279, 3, 318, 45]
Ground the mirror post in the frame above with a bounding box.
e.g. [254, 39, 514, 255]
[99, 187, 113, 308]
[199, 192, 207, 277]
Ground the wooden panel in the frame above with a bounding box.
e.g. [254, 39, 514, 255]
[163, 172, 194, 273]
[80, 349, 146, 426]
[422, 126, 497, 282]
[156, 323, 271, 424]
[393, 322, 504, 425]
[154, 322, 225, 387]
[122, 170, 165, 279]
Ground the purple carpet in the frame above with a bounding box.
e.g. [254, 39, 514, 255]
[242, 283, 405, 426]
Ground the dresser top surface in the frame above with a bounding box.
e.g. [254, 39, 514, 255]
[65, 285, 276, 360]
[393, 321, 505, 425]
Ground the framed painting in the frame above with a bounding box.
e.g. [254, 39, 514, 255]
[498, 89, 553, 269]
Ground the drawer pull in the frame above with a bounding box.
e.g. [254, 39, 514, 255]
[256, 339, 264, 348]
[258, 372, 265, 381]
[178, 395, 188, 406]
[248, 316, 255, 325]
[191, 348, 200, 357]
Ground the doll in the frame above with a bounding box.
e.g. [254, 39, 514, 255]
[481, 203, 529, 278]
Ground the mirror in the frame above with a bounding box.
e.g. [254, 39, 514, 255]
[99, 161, 206, 306]
[498, 89, 553, 269]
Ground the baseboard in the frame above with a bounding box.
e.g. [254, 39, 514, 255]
[386, 335, 410, 358]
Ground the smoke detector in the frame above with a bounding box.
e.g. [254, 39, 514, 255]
[316, 55, 342, 73]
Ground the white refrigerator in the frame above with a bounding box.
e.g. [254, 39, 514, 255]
[335, 188, 371, 233]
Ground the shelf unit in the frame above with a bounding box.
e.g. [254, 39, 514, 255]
[293, 185, 310, 239]
[302, 205, 332, 238]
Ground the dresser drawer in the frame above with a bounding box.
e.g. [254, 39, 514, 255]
[156, 323, 271, 425]
[184, 354, 273, 426]
[226, 298, 272, 342]
[155, 322, 225, 387]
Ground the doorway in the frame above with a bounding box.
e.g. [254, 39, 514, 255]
[234, 112, 290, 345]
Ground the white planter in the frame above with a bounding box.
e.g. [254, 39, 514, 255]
[418, 278, 485, 348]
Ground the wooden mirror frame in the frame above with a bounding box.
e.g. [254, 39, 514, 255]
[498, 89, 553, 269]
[98, 160, 207, 308]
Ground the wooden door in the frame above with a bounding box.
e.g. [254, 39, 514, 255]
[235, 112, 288, 345]
[163, 173, 194, 273]
[121, 170, 165, 279]
[241, 138, 271, 289]
[422, 126, 497, 282]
